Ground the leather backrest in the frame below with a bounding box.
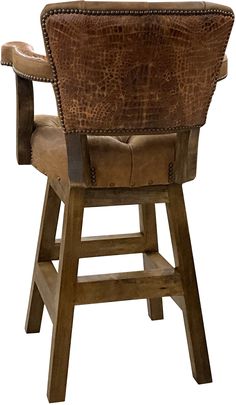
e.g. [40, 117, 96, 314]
[41, 1, 234, 135]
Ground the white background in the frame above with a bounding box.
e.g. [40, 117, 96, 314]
[0, 1, 236, 404]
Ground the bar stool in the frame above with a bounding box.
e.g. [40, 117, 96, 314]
[1, 1, 234, 402]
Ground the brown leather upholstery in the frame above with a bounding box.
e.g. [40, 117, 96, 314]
[1, 42, 52, 82]
[41, 1, 234, 134]
[42, 1, 234, 14]
[1, 2, 233, 187]
[31, 115, 176, 187]
[0, 42, 229, 84]
[1, 5, 234, 400]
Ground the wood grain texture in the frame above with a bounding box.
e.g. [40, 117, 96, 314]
[25, 182, 60, 333]
[65, 132, 91, 185]
[174, 128, 200, 183]
[174, 131, 190, 183]
[166, 184, 212, 384]
[34, 262, 58, 322]
[50, 181, 169, 207]
[6, 2, 231, 401]
[16, 74, 34, 164]
[41, 233, 145, 261]
[186, 128, 200, 181]
[47, 186, 84, 403]
[139, 204, 163, 320]
[85, 185, 169, 206]
[76, 268, 183, 305]
[25, 178, 212, 402]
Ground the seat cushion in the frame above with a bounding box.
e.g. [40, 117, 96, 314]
[31, 115, 176, 187]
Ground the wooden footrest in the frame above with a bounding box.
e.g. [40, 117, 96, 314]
[40, 232, 146, 261]
[76, 264, 183, 305]
[35, 262, 57, 322]
[35, 253, 183, 312]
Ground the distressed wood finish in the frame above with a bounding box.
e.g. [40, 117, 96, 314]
[25, 180, 212, 402]
[76, 268, 183, 305]
[66, 132, 91, 185]
[41, 232, 146, 261]
[50, 182, 169, 208]
[173, 128, 200, 184]
[11, 4, 226, 399]
[24, 179, 212, 402]
[25, 182, 60, 333]
[16, 74, 34, 164]
[166, 184, 212, 384]
[47, 187, 84, 403]
[85, 185, 169, 206]
[34, 262, 58, 322]
[186, 128, 200, 181]
[139, 204, 164, 320]
[174, 131, 191, 183]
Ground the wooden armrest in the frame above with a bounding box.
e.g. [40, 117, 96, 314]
[218, 55, 228, 81]
[1, 41, 52, 82]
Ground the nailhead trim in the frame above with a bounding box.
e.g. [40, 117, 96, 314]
[13, 67, 53, 82]
[168, 161, 174, 183]
[42, 8, 234, 18]
[90, 166, 97, 185]
[1, 61, 11, 66]
[1, 61, 53, 82]
[66, 125, 201, 135]
[41, 7, 234, 134]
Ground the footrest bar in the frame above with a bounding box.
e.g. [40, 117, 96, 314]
[76, 268, 183, 305]
[35, 262, 58, 323]
[43, 233, 146, 261]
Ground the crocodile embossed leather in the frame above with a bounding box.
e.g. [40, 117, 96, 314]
[42, 4, 234, 134]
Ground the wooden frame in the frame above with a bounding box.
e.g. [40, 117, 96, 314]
[16, 74, 34, 164]
[9, 43, 224, 402]
[25, 179, 212, 402]
[15, 66, 211, 400]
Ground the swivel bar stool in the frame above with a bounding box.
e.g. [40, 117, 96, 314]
[1, 1, 234, 402]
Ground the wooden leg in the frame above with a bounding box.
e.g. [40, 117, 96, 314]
[47, 187, 84, 403]
[139, 204, 163, 320]
[166, 184, 212, 384]
[25, 181, 61, 333]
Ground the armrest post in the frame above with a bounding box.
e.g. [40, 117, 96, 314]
[16, 74, 34, 164]
[65, 133, 91, 186]
[174, 128, 200, 184]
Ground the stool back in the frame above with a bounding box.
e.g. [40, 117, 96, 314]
[41, 1, 233, 135]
